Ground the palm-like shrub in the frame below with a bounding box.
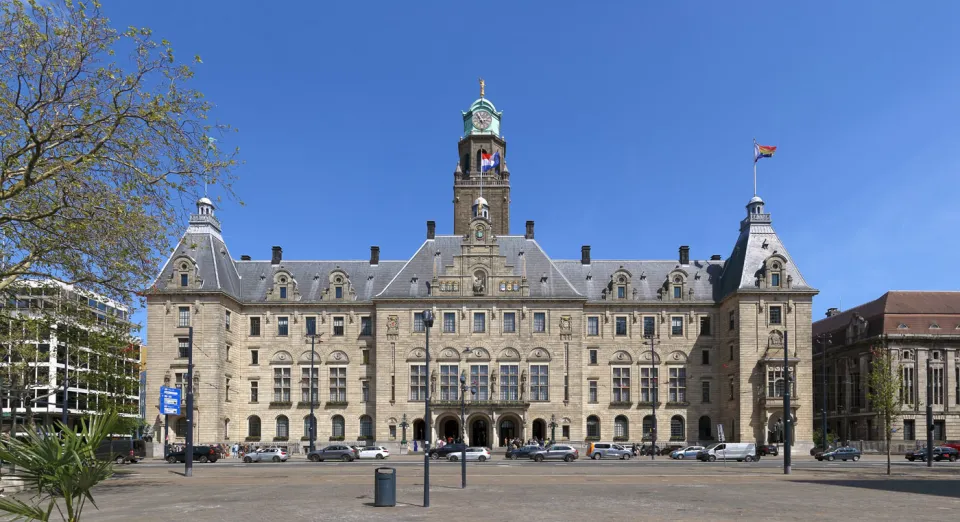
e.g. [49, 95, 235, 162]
[0, 411, 118, 521]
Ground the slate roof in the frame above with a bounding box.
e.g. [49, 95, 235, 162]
[554, 259, 725, 302]
[813, 291, 960, 339]
[236, 260, 405, 302]
[375, 236, 583, 299]
[151, 231, 242, 297]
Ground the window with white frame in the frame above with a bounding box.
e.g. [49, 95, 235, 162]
[277, 316, 288, 336]
[413, 313, 425, 332]
[410, 364, 426, 401]
[329, 367, 346, 402]
[615, 317, 627, 336]
[500, 364, 518, 400]
[440, 365, 459, 401]
[473, 312, 486, 333]
[900, 366, 914, 404]
[502, 312, 516, 333]
[273, 367, 291, 402]
[588, 380, 598, 403]
[470, 364, 489, 401]
[766, 366, 794, 397]
[362, 380, 370, 402]
[533, 312, 546, 333]
[932, 366, 944, 405]
[250, 381, 258, 403]
[701, 380, 710, 403]
[530, 364, 549, 401]
[301, 367, 318, 403]
[587, 316, 599, 336]
[178, 338, 189, 358]
[669, 367, 686, 403]
[443, 312, 456, 333]
[641, 367, 658, 402]
[178, 306, 190, 327]
[671, 316, 683, 336]
[769, 306, 782, 325]
[613, 367, 630, 402]
[333, 316, 344, 336]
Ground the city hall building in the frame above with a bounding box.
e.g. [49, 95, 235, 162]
[146, 91, 818, 452]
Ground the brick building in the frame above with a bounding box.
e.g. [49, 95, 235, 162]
[145, 90, 818, 452]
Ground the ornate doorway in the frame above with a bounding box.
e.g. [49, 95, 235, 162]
[413, 419, 425, 441]
[498, 418, 517, 446]
[532, 418, 546, 441]
[470, 418, 489, 447]
[442, 418, 460, 443]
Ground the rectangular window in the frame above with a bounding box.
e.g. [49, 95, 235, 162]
[851, 372, 862, 407]
[362, 380, 370, 403]
[587, 316, 599, 336]
[328, 367, 346, 402]
[301, 367, 318, 403]
[771, 273, 780, 287]
[612, 367, 630, 402]
[903, 419, 915, 441]
[588, 380, 598, 403]
[932, 367, 944, 405]
[175, 372, 186, 391]
[900, 366, 914, 404]
[669, 367, 686, 403]
[767, 366, 795, 398]
[671, 316, 683, 336]
[226, 345, 231, 361]
[249, 317, 261, 336]
[589, 349, 598, 365]
[251, 349, 259, 365]
[934, 420, 946, 440]
[641, 367, 659, 402]
[530, 364, 549, 401]
[178, 306, 190, 327]
[701, 349, 710, 365]
[503, 312, 516, 333]
[389, 425, 397, 440]
[729, 311, 735, 330]
[440, 365, 459, 401]
[673, 286, 682, 299]
[699, 316, 711, 336]
[279, 286, 287, 299]
[335, 286, 343, 299]
[470, 364, 489, 401]
[177, 338, 189, 359]
[615, 317, 627, 336]
[305, 316, 317, 336]
[413, 313, 425, 333]
[701, 381, 711, 403]
[617, 286, 626, 299]
[360, 316, 372, 336]
[225, 310, 232, 331]
[533, 312, 546, 333]
[643, 316, 655, 338]
[277, 317, 289, 336]
[180, 273, 188, 287]
[273, 367, 291, 402]
[333, 316, 344, 336]
[473, 312, 486, 333]
[562, 425, 570, 439]
[443, 312, 456, 333]
[769, 306, 782, 325]
[361, 349, 370, 365]
[250, 381, 258, 403]
[500, 364, 518, 401]
[409, 365, 426, 401]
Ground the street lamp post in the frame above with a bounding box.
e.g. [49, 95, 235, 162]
[548, 414, 558, 445]
[784, 331, 792, 475]
[305, 333, 324, 454]
[926, 355, 933, 468]
[421, 310, 434, 508]
[815, 334, 832, 451]
[645, 332, 661, 461]
[459, 371, 468, 488]
[399, 414, 409, 455]
[185, 326, 195, 478]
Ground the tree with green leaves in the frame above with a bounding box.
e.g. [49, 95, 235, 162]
[0, 0, 238, 302]
[867, 342, 903, 476]
[0, 410, 119, 521]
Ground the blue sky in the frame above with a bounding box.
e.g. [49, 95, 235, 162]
[100, 1, 960, 341]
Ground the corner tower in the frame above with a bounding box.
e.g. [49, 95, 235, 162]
[453, 83, 510, 236]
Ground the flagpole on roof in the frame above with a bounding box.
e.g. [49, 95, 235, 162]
[479, 77, 484, 201]
[753, 138, 758, 196]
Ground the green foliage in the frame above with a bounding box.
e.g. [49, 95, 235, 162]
[0, 0, 239, 302]
[867, 345, 903, 475]
[0, 410, 120, 521]
[813, 428, 838, 449]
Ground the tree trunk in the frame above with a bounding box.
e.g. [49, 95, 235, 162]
[886, 416, 891, 476]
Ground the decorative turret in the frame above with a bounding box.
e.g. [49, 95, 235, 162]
[473, 196, 490, 220]
[188, 196, 222, 240]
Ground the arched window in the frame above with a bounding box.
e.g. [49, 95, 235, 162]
[304, 415, 316, 439]
[670, 416, 685, 441]
[360, 415, 373, 438]
[224, 419, 230, 440]
[248, 416, 261, 438]
[614, 415, 629, 440]
[698, 416, 712, 441]
[586, 415, 600, 438]
[175, 417, 188, 437]
[332, 415, 345, 439]
[642, 415, 655, 440]
[276, 415, 289, 439]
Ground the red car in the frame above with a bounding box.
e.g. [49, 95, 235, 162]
[942, 441, 960, 452]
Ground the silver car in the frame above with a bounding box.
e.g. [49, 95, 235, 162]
[243, 448, 288, 463]
[588, 442, 633, 460]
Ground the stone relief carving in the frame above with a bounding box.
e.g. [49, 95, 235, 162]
[768, 330, 784, 348]
[386, 315, 399, 334]
[431, 369, 437, 393]
[164, 300, 172, 314]
[559, 316, 572, 334]
[473, 271, 486, 295]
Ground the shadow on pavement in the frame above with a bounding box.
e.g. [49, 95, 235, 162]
[792, 479, 960, 498]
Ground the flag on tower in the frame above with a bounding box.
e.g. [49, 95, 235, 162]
[754, 142, 777, 163]
[481, 151, 500, 172]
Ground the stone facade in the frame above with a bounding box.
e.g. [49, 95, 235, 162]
[145, 93, 818, 453]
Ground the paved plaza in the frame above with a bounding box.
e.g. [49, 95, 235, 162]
[64, 455, 960, 521]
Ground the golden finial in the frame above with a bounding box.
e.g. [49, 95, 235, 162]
[479, 77, 485, 98]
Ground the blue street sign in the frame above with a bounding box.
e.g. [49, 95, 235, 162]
[160, 386, 181, 416]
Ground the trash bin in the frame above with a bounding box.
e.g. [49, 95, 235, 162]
[374, 467, 396, 507]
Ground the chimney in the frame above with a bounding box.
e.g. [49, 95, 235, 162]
[240, 255, 251, 261]
[525, 220, 535, 239]
[426, 221, 436, 240]
[710, 254, 721, 261]
[581, 245, 591, 265]
[826, 307, 841, 317]
[679, 245, 690, 265]
[370, 246, 380, 265]
[271, 246, 282, 265]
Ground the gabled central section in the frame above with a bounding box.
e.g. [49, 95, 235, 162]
[432, 213, 529, 298]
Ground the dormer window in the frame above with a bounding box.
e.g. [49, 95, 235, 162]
[771, 273, 780, 287]
[335, 287, 343, 299]
[180, 273, 188, 287]
[673, 286, 682, 299]
[279, 286, 287, 299]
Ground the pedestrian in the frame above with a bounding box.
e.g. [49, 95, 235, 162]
[414, 440, 418, 452]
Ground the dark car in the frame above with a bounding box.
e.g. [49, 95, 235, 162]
[757, 444, 779, 457]
[97, 439, 146, 464]
[906, 446, 959, 462]
[307, 444, 358, 462]
[166, 445, 219, 464]
[428, 442, 467, 460]
[817, 446, 861, 462]
[505, 445, 542, 460]
[529, 444, 579, 462]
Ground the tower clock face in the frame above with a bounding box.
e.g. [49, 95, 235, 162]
[472, 111, 492, 130]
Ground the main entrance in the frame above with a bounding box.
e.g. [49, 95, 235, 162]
[498, 418, 517, 446]
[441, 417, 461, 443]
[470, 418, 489, 447]
[532, 418, 546, 441]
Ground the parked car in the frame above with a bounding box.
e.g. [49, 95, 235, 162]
[669, 446, 705, 460]
[448, 447, 491, 462]
[505, 445, 542, 460]
[428, 442, 467, 460]
[941, 441, 960, 453]
[906, 447, 959, 462]
[243, 448, 288, 463]
[357, 446, 390, 459]
[816, 446, 861, 462]
[529, 444, 579, 462]
[307, 445, 358, 462]
[587, 442, 633, 460]
[96, 439, 146, 464]
[166, 445, 219, 464]
[696, 443, 758, 462]
[660, 444, 684, 456]
[757, 444, 779, 457]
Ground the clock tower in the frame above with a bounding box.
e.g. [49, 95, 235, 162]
[453, 89, 510, 236]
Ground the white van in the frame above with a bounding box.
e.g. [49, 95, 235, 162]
[696, 442, 758, 462]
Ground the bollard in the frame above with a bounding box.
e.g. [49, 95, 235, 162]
[374, 467, 396, 507]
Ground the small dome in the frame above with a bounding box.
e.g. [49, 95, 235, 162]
[198, 196, 214, 207]
[748, 195, 764, 205]
[468, 98, 497, 113]
[473, 196, 488, 207]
